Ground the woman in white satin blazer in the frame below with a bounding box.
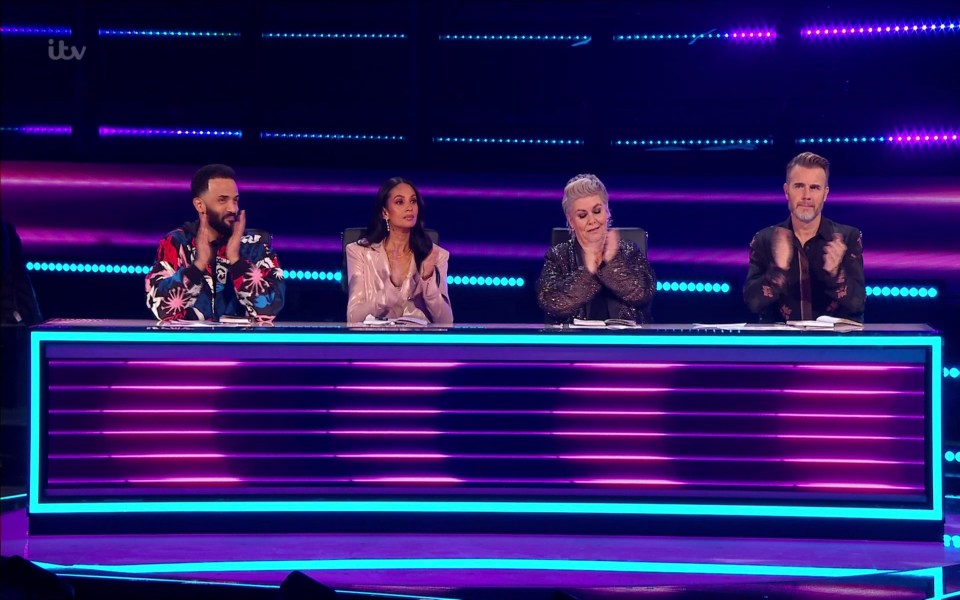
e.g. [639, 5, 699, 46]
[346, 177, 453, 324]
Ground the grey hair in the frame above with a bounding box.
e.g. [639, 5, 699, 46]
[561, 173, 610, 219]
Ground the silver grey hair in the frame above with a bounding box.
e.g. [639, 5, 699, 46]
[562, 173, 610, 220]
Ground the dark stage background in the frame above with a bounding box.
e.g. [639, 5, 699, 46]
[1, 0, 958, 490]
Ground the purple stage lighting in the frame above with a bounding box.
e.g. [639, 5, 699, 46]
[613, 30, 775, 42]
[890, 131, 959, 144]
[802, 21, 958, 38]
[98, 127, 242, 139]
[0, 25, 72, 36]
[1, 125, 72, 136]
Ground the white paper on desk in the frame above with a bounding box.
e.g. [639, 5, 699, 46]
[692, 323, 796, 331]
[157, 319, 219, 328]
[571, 318, 640, 330]
[158, 319, 254, 328]
[360, 314, 429, 327]
[787, 316, 863, 330]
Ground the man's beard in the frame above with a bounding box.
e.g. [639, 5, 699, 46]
[792, 206, 820, 224]
[209, 213, 235, 237]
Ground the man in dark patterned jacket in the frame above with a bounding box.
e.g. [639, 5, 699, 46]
[145, 164, 285, 322]
[744, 152, 865, 323]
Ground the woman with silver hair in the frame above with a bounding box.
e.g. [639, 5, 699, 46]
[536, 174, 656, 324]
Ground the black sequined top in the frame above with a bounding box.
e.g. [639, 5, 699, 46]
[536, 238, 656, 324]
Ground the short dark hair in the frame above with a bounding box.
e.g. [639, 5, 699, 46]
[785, 152, 830, 185]
[191, 164, 237, 198]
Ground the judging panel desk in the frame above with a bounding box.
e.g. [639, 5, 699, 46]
[30, 321, 943, 538]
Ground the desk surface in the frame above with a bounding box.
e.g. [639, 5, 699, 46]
[36, 319, 938, 335]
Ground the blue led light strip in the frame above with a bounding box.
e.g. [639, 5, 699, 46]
[797, 133, 957, 145]
[433, 136, 583, 146]
[26, 264, 943, 300]
[613, 138, 772, 147]
[1, 493, 27, 501]
[867, 285, 938, 298]
[262, 32, 406, 39]
[946, 534, 960, 548]
[99, 126, 242, 138]
[0, 25, 72, 36]
[657, 281, 730, 293]
[98, 29, 240, 38]
[278, 269, 341, 282]
[261, 132, 405, 142]
[614, 30, 776, 42]
[945, 367, 960, 379]
[27, 262, 151, 275]
[26, 263, 525, 287]
[448, 275, 524, 287]
[946, 449, 959, 461]
[439, 34, 590, 42]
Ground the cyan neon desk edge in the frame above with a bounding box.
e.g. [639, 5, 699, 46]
[27, 499, 941, 520]
[30, 330, 943, 521]
[30, 558, 891, 578]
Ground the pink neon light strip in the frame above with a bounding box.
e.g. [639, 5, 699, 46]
[50, 384, 922, 395]
[45, 478, 923, 490]
[352, 477, 464, 483]
[796, 483, 920, 491]
[47, 408, 922, 419]
[128, 477, 241, 483]
[45, 452, 924, 465]
[49, 360, 923, 371]
[45, 453, 924, 465]
[46, 430, 924, 440]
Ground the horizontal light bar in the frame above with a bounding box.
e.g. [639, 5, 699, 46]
[614, 30, 775, 42]
[26, 262, 525, 287]
[24, 264, 946, 299]
[657, 281, 730, 293]
[614, 138, 771, 147]
[797, 132, 958, 145]
[0, 125, 72, 135]
[0, 25, 71, 36]
[433, 136, 583, 146]
[98, 126, 242, 138]
[98, 29, 240, 38]
[27, 261, 150, 275]
[32, 558, 886, 579]
[802, 22, 958, 38]
[866, 285, 938, 298]
[945, 367, 960, 379]
[262, 32, 406, 39]
[282, 270, 341, 282]
[1, 492, 27, 501]
[261, 132, 405, 141]
[448, 275, 524, 287]
[439, 34, 590, 42]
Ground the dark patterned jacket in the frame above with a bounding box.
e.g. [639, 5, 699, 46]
[145, 221, 285, 321]
[744, 217, 864, 323]
[537, 238, 656, 324]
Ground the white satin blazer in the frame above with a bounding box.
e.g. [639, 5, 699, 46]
[345, 241, 454, 324]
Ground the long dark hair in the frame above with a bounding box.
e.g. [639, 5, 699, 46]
[358, 177, 434, 269]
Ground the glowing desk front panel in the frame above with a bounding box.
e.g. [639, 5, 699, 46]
[30, 324, 942, 536]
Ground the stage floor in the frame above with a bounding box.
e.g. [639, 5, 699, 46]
[3, 498, 959, 598]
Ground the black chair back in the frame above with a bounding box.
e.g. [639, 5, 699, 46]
[341, 228, 439, 293]
[550, 227, 648, 255]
